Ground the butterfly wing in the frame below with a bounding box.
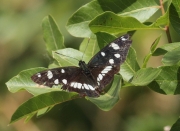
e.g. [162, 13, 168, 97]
[88, 34, 132, 90]
[31, 67, 79, 87]
[31, 66, 100, 97]
[61, 69, 100, 97]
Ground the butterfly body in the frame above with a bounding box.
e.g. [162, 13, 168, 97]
[31, 34, 132, 97]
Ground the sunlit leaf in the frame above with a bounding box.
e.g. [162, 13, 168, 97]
[89, 11, 159, 34]
[155, 0, 172, 27]
[155, 10, 169, 26]
[66, 0, 103, 38]
[53, 48, 84, 67]
[67, 0, 160, 37]
[79, 38, 100, 62]
[97, 0, 159, 22]
[42, 15, 64, 55]
[131, 68, 161, 86]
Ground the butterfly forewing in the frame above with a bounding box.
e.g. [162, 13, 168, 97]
[31, 66, 100, 97]
[88, 34, 132, 90]
[89, 66, 120, 91]
[31, 34, 132, 97]
[88, 34, 132, 67]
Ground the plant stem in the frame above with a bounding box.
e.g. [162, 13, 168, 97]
[165, 26, 172, 43]
[159, 0, 165, 14]
[159, 0, 172, 43]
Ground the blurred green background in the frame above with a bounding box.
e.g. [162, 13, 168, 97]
[0, 0, 180, 131]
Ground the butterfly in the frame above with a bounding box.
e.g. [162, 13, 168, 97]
[31, 34, 132, 97]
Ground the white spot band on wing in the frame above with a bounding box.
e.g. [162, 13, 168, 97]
[110, 43, 120, 50]
[114, 54, 120, 58]
[54, 79, 59, 84]
[61, 69, 65, 73]
[47, 71, 53, 79]
[109, 59, 114, 64]
[62, 79, 67, 84]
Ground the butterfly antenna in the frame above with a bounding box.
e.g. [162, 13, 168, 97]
[55, 52, 80, 61]
[81, 37, 90, 60]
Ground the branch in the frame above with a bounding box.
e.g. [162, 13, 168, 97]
[159, 0, 172, 43]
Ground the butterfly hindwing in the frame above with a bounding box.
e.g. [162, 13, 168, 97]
[61, 69, 100, 97]
[89, 65, 120, 91]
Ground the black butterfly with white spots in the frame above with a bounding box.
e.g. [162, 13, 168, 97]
[31, 34, 132, 97]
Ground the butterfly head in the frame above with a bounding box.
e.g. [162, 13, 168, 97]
[79, 60, 91, 74]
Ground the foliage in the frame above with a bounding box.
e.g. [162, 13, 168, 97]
[6, 0, 180, 129]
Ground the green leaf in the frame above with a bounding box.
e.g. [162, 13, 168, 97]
[6, 68, 60, 96]
[131, 68, 161, 86]
[150, 35, 161, 53]
[42, 15, 64, 55]
[148, 65, 180, 94]
[170, 118, 180, 131]
[87, 75, 121, 111]
[142, 35, 161, 68]
[153, 42, 180, 56]
[98, 0, 159, 22]
[96, 32, 116, 49]
[120, 47, 140, 82]
[172, 0, 180, 17]
[155, 0, 172, 27]
[53, 48, 84, 67]
[48, 60, 60, 68]
[155, 10, 169, 26]
[36, 107, 53, 117]
[162, 46, 180, 66]
[89, 11, 159, 34]
[66, 0, 103, 38]
[79, 38, 100, 62]
[24, 112, 36, 123]
[169, 4, 180, 35]
[66, 0, 159, 37]
[10, 91, 79, 124]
